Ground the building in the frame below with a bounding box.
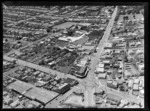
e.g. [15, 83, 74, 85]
[133, 84, 139, 91]
[102, 60, 111, 64]
[94, 88, 105, 95]
[95, 67, 105, 73]
[107, 80, 118, 89]
[3, 97, 13, 105]
[10, 99, 20, 108]
[132, 90, 139, 96]
[139, 89, 144, 98]
[134, 79, 140, 84]
[116, 78, 125, 85]
[75, 66, 88, 78]
[106, 94, 122, 106]
[136, 63, 144, 73]
[98, 73, 107, 79]
[98, 63, 104, 68]
[128, 79, 134, 89]
[30, 101, 42, 108]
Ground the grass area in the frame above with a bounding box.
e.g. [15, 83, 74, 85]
[53, 22, 77, 29]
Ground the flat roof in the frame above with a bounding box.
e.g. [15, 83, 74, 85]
[24, 87, 59, 104]
[7, 80, 33, 94]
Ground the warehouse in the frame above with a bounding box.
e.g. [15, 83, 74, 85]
[7, 80, 59, 105]
[24, 87, 59, 105]
[7, 80, 33, 94]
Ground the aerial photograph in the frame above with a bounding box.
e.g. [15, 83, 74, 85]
[3, 2, 145, 109]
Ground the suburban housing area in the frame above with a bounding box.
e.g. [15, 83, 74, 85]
[3, 3, 144, 109]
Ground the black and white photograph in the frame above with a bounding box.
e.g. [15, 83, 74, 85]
[2, 2, 146, 109]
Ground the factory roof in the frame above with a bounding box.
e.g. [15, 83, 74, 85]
[24, 87, 59, 104]
[7, 80, 33, 94]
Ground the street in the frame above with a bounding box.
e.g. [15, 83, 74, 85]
[80, 6, 118, 107]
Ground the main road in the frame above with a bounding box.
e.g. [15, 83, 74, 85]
[81, 6, 118, 107]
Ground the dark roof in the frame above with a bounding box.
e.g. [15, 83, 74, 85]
[56, 40, 68, 47]
[107, 94, 122, 102]
[54, 84, 71, 94]
[79, 66, 87, 74]
[59, 66, 71, 74]
[88, 30, 103, 37]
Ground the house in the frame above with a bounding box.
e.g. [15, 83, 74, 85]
[137, 63, 144, 72]
[107, 80, 118, 89]
[26, 103, 34, 108]
[119, 83, 128, 92]
[116, 78, 125, 85]
[139, 89, 144, 98]
[133, 84, 139, 91]
[98, 63, 104, 68]
[94, 88, 105, 95]
[106, 94, 122, 106]
[3, 91, 8, 96]
[106, 70, 112, 75]
[120, 99, 129, 107]
[95, 67, 105, 73]
[128, 79, 134, 89]
[10, 99, 20, 108]
[124, 70, 132, 79]
[30, 101, 41, 108]
[134, 79, 140, 84]
[102, 60, 110, 64]
[132, 90, 139, 96]
[4, 97, 13, 105]
[118, 69, 122, 74]
[98, 73, 107, 79]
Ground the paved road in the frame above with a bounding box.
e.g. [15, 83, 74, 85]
[81, 6, 118, 107]
[3, 55, 82, 82]
[45, 84, 82, 108]
[100, 85, 144, 105]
